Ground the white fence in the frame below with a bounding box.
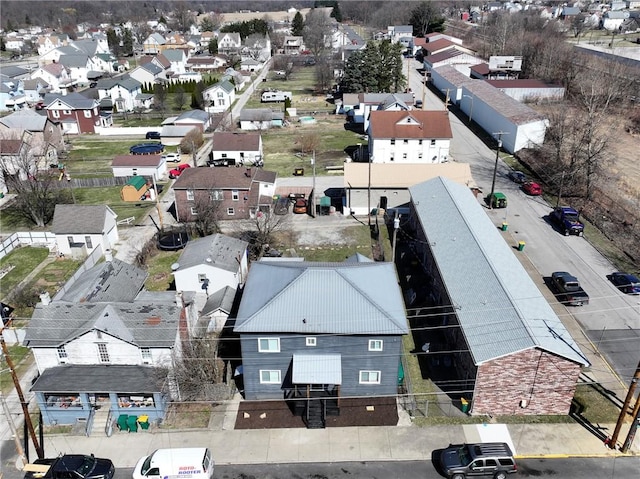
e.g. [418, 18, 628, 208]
[0, 231, 57, 260]
[2, 327, 26, 345]
[95, 126, 155, 137]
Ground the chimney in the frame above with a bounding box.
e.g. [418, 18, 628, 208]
[39, 292, 51, 306]
[104, 249, 113, 262]
[245, 167, 251, 177]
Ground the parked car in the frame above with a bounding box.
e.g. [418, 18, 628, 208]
[274, 197, 291, 215]
[293, 198, 308, 214]
[162, 153, 181, 163]
[607, 272, 640, 294]
[24, 455, 115, 479]
[522, 181, 542, 196]
[146, 131, 161, 139]
[508, 170, 526, 184]
[439, 442, 517, 479]
[169, 164, 190, 179]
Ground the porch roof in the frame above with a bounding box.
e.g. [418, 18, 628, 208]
[292, 354, 342, 385]
[30, 365, 164, 393]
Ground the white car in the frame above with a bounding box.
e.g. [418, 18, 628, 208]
[162, 153, 181, 163]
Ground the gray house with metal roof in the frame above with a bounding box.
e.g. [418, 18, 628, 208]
[406, 176, 589, 416]
[233, 257, 408, 427]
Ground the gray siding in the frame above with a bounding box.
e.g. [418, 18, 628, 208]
[240, 333, 403, 400]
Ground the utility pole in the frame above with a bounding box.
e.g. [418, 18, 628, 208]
[621, 394, 640, 453]
[0, 331, 43, 458]
[311, 150, 316, 219]
[555, 171, 566, 208]
[610, 361, 640, 449]
[488, 132, 506, 209]
[391, 214, 400, 264]
[0, 391, 27, 468]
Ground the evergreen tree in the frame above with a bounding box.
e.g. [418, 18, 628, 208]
[0, 37, 5, 52]
[330, 3, 342, 22]
[291, 12, 305, 36]
[25, 15, 31, 25]
[122, 28, 134, 56]
[208, 38, 218, 54]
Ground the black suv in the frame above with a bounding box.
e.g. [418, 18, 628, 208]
[440, 442, 517, 479]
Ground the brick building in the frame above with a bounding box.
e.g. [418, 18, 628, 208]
[172, 166, 276, 222]
[404, 176, 588, 416]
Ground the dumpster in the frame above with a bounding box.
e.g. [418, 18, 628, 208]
[517, 241, 526, 251]
[485, 192, 507, 208]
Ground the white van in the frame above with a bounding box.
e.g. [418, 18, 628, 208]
[132, 448, 214, 479]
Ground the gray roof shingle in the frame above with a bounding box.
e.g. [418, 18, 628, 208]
[51, 205, 116, 234]
[31, 365, 164, 393]
[176, 234, 248, 273]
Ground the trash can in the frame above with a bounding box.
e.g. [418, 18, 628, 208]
[461, 398, 469, 413]
[501, 222, 508, 231]
[517, 241, 526, 251]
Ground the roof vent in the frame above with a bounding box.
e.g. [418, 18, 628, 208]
[170, 263, 180, 271]
[206, 257, 212, 263]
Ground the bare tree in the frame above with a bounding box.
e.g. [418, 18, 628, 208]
[303, 8, 332, 58]
[171, 333, 227, 401]
[190, 194, 222, 238]
[153, 83, 167, 116]
[172, 2, 195, 32]
[297, 131, 320, 156]
[1, 135, 71, 227]
[174, 86, 188, 111]
[251, 209, 291, 257]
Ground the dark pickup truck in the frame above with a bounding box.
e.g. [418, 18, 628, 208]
[24, 455, 115, 479]
[550, 271, 590, 306]
[551, 206, 584, 236]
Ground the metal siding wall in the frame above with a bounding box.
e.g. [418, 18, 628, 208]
[240, 334, 404, 400]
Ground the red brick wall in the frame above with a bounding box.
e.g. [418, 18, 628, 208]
[472, 348, 581, 416]
[174, 189, 252, 221]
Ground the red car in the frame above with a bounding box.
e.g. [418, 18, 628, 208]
[522, 181, 542, 196]
[169, 163, 190, 179]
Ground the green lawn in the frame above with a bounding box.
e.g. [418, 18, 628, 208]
[0, 345, 33, 395]
[0, 246, 50, 300]
[144, 250, 181, 291]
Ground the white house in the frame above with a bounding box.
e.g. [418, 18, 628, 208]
[96, 76, 143, 112]
[111, 154, 167, 179]
[601, 10, 629, 30]
[367, 110, 452, 164]
[203, 80, 235, 113]
[162, 48, 188, 75]
[30, 63, 72, 93]
[210, 131, 263, 166]
[51, 204, 119, 258]
[217, 32, 242, 55]
[172, 233, 249, 296]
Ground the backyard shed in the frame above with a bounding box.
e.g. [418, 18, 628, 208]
[121, 176, 153, 202]
[111, 154, 166, 179]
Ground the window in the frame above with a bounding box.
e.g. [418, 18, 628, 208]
[52, 110, 60, 118]
[190, 207, 198, 215]
[403, 139, 408, 144]
[67, 236, 74, 247]
[390, 139, 395, 145]
[84, 110, 91, 118]
[217, 91, 224, 98]
[97, 343, 110, 363]
[306, 337, 317, 347]
[232, 190, 239, 201]
[198, 274, 207, 283]
[258, 338, 280, 352]
[368, 340, 383, 351]
[418, 153, 423, 160]
[84, 236, 93, 249]
[186, 189, 195, 201]
[221, 153, 227, 158]
[227, 207, 235, 215]
[402, 153, 407, 160]
[259, 370, 281, 384]
[57, 346, 68, 361]
[63, 109, 71, 115]
[430, 139, 436, 146]
[141, 348, 152, 363]
[418, 139, 423, 145]
[359, 370, 381, 384]
[390, 153, 395, 162]
[210, 189, 223, 201]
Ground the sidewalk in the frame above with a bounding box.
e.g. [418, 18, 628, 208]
[35, 418, 640, 469]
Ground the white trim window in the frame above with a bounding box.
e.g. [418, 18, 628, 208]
[306, 337, 317, 347]
[227, 207, 235, 215]
[190, 207, 198, 215]
[57, 345, 68, 362]
[97, 343, 110, 363]
[258, 338, 280, 352]
[232, 190, 239, 201]
[186, 189, 195, 201]
[259, 370, 281, 384]
[141, 347, 152, 364]
[368, 340, 383, 351]
[359, 370, 381, 384]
